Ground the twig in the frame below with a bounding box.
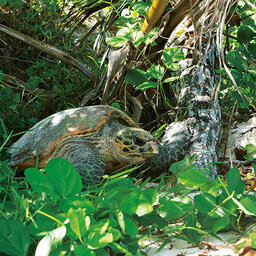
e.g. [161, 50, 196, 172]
[222, 100, 237, 160]
[0, 24, 95, 81]
[217, 159, 256, 168]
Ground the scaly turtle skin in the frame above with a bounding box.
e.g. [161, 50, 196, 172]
[8, 105, 159, 181]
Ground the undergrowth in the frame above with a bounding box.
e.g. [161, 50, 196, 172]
[1, 154, 256, 256]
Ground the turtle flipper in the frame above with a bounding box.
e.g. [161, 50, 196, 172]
[52, 144, 105, 183]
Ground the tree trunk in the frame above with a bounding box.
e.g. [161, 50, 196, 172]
[170, 43, 222, 179]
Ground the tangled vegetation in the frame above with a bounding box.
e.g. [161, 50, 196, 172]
[0, 0, 256, 255]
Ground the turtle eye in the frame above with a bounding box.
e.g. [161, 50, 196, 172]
[134, 137, 145, 146]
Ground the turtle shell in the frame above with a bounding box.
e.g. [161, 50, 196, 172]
[8, 105, 139, 169]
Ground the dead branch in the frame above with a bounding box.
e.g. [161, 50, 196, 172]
[0, 24, 95, 81]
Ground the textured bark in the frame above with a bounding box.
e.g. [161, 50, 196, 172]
[166, 44, 222, 179]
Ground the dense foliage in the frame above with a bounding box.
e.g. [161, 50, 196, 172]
[1, 157, 256, 255]
[0, 0, 256, 255]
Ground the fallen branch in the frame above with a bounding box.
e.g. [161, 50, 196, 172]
[2, 73, 55, 106]
[0, 24, 95, 81]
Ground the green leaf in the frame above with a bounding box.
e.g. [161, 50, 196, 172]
[60, 196, 95, 214]
[239, 197, 256, 216]
[116, 211, 138, 238]
[25, 168, 60, 201]
[0, 219, 30, 256]
[134, 1, 149, 14]
[226, 51, 246, 71]
[245, 144, 256, 160]
[250, 232, 256, 249]
[163, 47, 184, 69]
[231, 91, 249, 109]
[87, 231, 113, 249]
[237, 25, 255, 43]
[163, 76, 179, 83]
[137, 81, 159, 90]
[200, 180, 223, 197]
[135, 211, 167, 228]
[157, 197, 193, 221]
[106, 177, 135, 191]
[35, 225, 66, 255]
[106, 36, 129, 47]
[109, 228, 121, 241]
[212, 215, 230, 234]
[68, 208, 90, 240]
[120, 189, 157, 216]
[45, 158, 83, 197]
[248, 43, 256, 60]
[147, 65, 164, 79]
[178, 167, 208, 188]
[74, 245, 96, 256]
[169, 158, 188, 176]
[116, 27, 131, 37]
[226, 168, 246, 194]
[194, 193, 217, 214]
[125, 69, 148, 86]
[183, 215, 203, 243]
[248, 70, 256, 79]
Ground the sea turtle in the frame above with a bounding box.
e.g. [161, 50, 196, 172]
[8, 105, 161, 181]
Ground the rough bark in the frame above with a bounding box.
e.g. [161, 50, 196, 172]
[166, 43, 222, 179]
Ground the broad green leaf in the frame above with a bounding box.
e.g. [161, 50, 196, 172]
[137, 81, 159, 90]
[201, 180, 223, 197]
[25, 168, 60, 201]
[245, 144, 256, 160]
[91, 219, 109, 234]
[116, 27, 131, 37]
[157, 197, 192, 221]
[35, 225, 66, 256]
[45, 158, 83, 197]
[74, 245, 96, 256]
[116, 211, 138, 238]
[68, 208, 90, 240]
[250, 233, 256, 249]
[194, 193, 217, 214]
[134, 1, 149, 14]
[183, 215, 203, 244]
[178, 167, 208, 187]
[169, 158, 188, 176]
[147, 65, 164, 79]
[87, 231, 113, 249]
[248, 43, 256, 60]
[109, 242, 132, 255]
[106, 36, 129, 47]
[248, 69, 256, 79]
[134, 211, 167, 228]
[0, 219, 30, 256]
[133, 30, 145, 46]
[212, 215, 230, 234]
[163, 76, 179, 83]
[106, 177, 135, 191]
[239, 197, 256, 216]
[226, 168, 245, 194]
[163, 47, 184, 68]
[29, 203, 62, 235]
[120, 189, 156, 216]
[109, 228, 121, 241]
[226, 51, 246, 71]
[237, 25, 255, 43]
[125, 69, 148, 86]
[231, 91, 249, 109]
[60, 196, 95, 214]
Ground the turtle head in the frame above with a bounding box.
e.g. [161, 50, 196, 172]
[113, 127, 159, 164]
